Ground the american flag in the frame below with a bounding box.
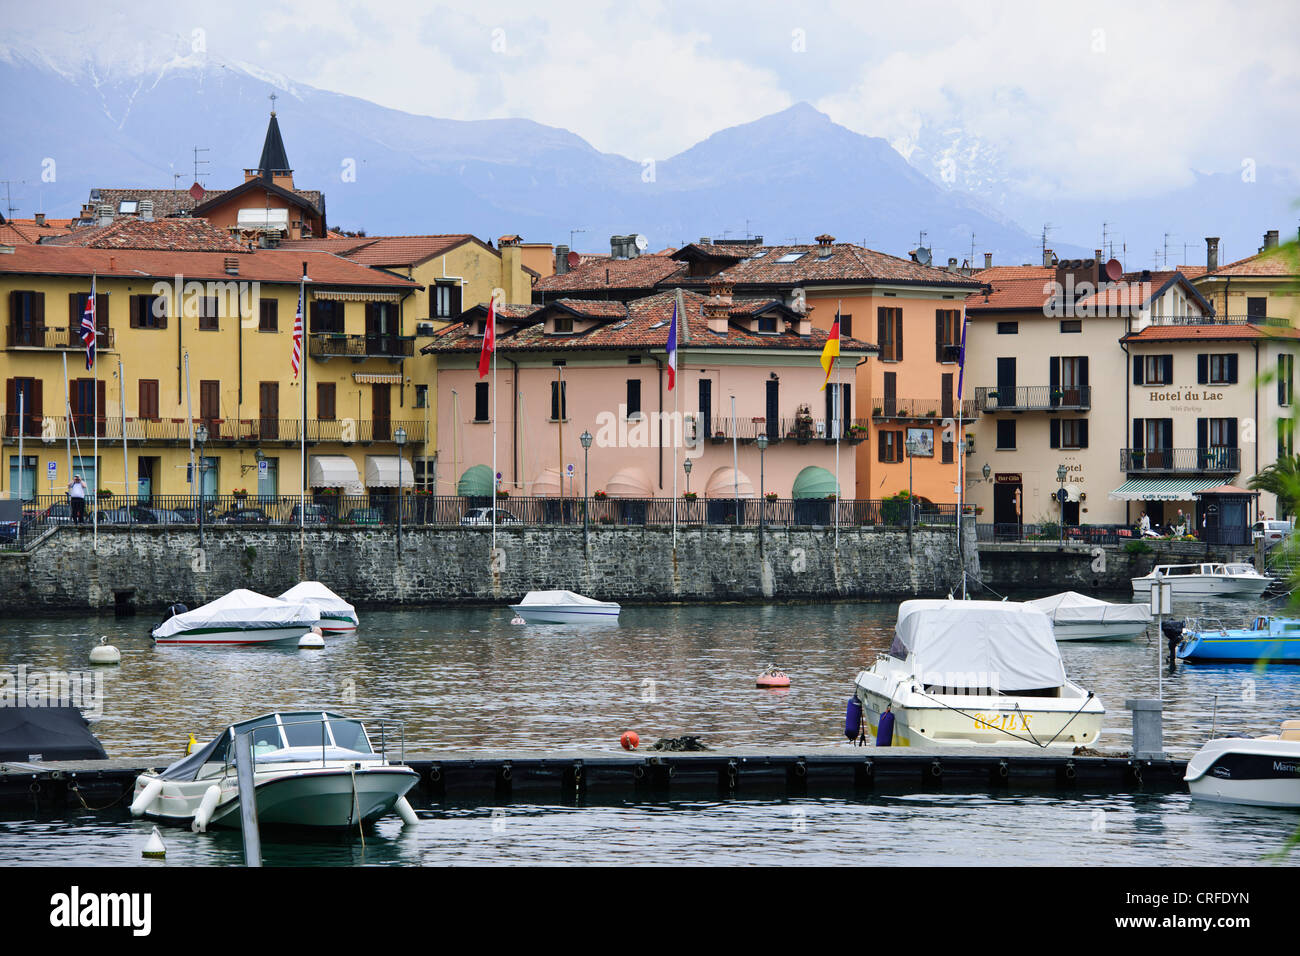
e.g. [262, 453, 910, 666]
[291, 285, 304, 378]
[80, 279, 96, 370]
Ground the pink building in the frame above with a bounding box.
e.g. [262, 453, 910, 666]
[422, 289, 875, 507]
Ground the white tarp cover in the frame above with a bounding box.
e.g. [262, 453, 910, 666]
[890, 599, 1066, 691]
[1028, 591, 1151, 626]
[278, 581, 358, 624]
[516, 590, 617, 608]
[153, 589, 321, 639]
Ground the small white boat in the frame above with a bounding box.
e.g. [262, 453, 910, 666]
[854, 600, 1104, 749]
[509, 589, 621, 624]
[152, 589, 321, 646]
[1028, 591, 1151, 641]
[1131, 562, 1269, 598]
[1185, 720, 1300, 808]
[278, 581, 358, 633]
[130, 711, 418, 829]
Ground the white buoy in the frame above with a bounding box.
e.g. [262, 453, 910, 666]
[89, 636, 121, 665]
[298, 633, 325, 649]
[130, 777, 164, 817]
[191, 784, 222, 833]
[142, 826, 166, 859]
[510, 616, 526, 626]
[394, 795, 419, 828]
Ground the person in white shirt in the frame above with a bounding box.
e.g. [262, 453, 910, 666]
[1139, 511, 1158, 538]
[68, 476, 87, 525]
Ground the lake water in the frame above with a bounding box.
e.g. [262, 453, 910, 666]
[1, 592, 1297, 865]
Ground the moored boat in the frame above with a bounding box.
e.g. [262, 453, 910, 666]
[509, 589, 620, 624]
[853, 600, 1104, 749]
[278, 581, 359, 633]
[1185, 721, 1300, 808]
[1131, 562, 1269, 598]
[1176, 615, 1300, 664]
[1027, 591, 1151, 641]
[152, 589, 321, 645]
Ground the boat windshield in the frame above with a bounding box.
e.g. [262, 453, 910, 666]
[1225, 563, 1257, 575]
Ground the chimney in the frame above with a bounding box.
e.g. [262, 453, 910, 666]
[79, 202, 96, 221]
[704, 281, 733, 334]
[947, 257, 958, 272]
[698, 237, 711, 245]
[1264, 229, 1280, 250]
[1206, 237, 1220, 272]
[983, 252, 993, 270]
[224, 256, 239, 275]
[140, 200, 154, 221]
[1042, 248, 1054, 268]
[554, 244, 570, 275]
[610, 235, 624, 259]
[97, 204, 113, 226]
[816, 234, 835, 252]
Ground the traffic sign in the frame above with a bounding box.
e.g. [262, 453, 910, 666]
[258, 459, 269, 479]
[47, 461, 57, 480]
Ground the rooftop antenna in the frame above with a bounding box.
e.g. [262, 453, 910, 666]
[0, 180, 18, 218]
[969, 232, 976, 270]
[1102, 221, 1111, 260]
[569, 228, 586, 250]
[1163, 232, 1173, 268]
[1041, 223, 1053, 260]
[192, 147, 210, 188]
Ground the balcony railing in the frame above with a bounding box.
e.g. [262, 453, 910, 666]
[1154, 314, 1293, 328]
[7, 324, 116, 350]
[702, 416, 869, 443]
[1121, 447, 1240, 473]
[975, 385, 1091, 412]
[871, 398, 979, 421]
[2, 415, 426, 444]
[308, 333, 414, 359]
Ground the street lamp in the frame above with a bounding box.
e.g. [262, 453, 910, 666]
[195, 423, 209, 551]
[982, 462, 991, 482]
[395, 426, 407, 561]
[1057, 463, 1068, 543]
[755, 433, 768, 549]
[683, 456, 693, 497]
[580, 430, 593, 546]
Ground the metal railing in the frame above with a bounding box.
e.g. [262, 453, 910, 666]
[1120, 447, 1240, 473]
[977, 522, 1145, 544]
[7, 324, 116, 350]
[308, 333, 415, 358]
[1, 416, 426, 444]
[1156, 314, 1294, 328]
[871, 398, 978, 420]
[703, 416, 870, 442]
[974, 385, 1091, 412]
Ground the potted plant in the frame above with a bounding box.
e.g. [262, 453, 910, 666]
[495, 489, 510, 499]
[765, 492, 779, 502]
[593, 489, 608, 500]
[232, 487, 248, 501]
[683, 491, 697, 500]
[795, 403, 814, 442]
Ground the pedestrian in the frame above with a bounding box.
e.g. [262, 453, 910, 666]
[68, 475, 87, 525]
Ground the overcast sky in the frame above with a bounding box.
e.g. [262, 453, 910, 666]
[8, 0, 1300, 200]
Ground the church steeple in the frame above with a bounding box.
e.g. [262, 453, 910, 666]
[257, 96, 292, 179]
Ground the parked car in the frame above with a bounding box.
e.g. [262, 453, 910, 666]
[1252, 519, 1294, 548]
[287, 503, 332, 525]
[460, 507, 520, 526]
[343, 507, 384, 525]
[37, 502, 76, 524]
[218, 507, 271, 524]
[97, 505, 171, 525]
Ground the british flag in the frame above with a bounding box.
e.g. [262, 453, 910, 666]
[80, 280, 96, 370]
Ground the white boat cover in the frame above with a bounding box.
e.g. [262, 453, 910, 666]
[278, 581, 358, 623]
[1028, 591, 1151, 626]
[890, 600, 1066, 691]
[153, 589, 321, 639]
[515, 590, 617, 607]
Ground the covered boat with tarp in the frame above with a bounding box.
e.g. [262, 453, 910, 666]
[152, 589, 321, 645]
[278, 582, 358, 633]
[509, 589, 621, 624]
[1027, 591, 1151, 641]
[0, 706, 108, 763]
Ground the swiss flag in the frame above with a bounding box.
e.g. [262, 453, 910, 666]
[478, 299, 495, 379]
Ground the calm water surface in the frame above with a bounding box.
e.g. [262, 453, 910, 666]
[2, 592, 1297, 865]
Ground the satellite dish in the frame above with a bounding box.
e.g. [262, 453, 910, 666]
[1105, 258, 1123, 281]
[189, 182, 205, 201]
[915, 247, 932, 267]
[634, 234, 649, 251]
[566, 251, 581, 269]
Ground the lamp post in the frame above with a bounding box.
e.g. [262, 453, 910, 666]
[195, 423, 209, 551]
[982, 463, 991, 482]
[755, 433, 768, 550]
[395, 426, 407, 561]
[580, 430, 593, 547]
[1057, 463, 1068, 543]
[683, 456, 693, 497]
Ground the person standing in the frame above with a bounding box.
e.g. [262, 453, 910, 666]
[68, 475, 87, 525]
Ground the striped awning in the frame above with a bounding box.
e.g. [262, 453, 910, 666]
[1108, 478, 1224, 501]
[314, 291, 404, 302]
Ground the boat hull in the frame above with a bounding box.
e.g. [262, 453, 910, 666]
[317, 615, 358, 634]
[153, 625, 316, 646]
[1177, 632, 1300, 664]
[510, 605, 620, 624]
[1186, 739, 1300, 808]
[1051, 621, 1149, 641]
[1131, 576, 1268, 598]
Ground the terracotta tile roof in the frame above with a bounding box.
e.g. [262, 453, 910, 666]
[553, 298, 629, 319]
[1122, 322, 1300, 342]
[1204, 247, 1299, 278]
[91, 185, 325, 219]
[277, 237, 376, 254]
[700, 243, 980, 288]
[460, 302, 545, 322]
[424, 290, 876, 355]
[40, 217, 245, 252]
[1175, 264, 1208, 279]
[535, 254, 687, 293]
[0, 218, 78, 245]
[966, 277, 1054, 312]
[279, 234, 482, 267]
[971, 265, 1054, 281]
[0, 244, 419, 289]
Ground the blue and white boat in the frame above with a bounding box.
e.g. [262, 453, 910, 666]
[509, 590, 620, 624]
[1177, 615, 1300, 664]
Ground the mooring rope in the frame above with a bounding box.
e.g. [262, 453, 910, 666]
[911, 686, 1097, 750]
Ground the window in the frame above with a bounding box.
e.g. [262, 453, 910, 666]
[877, 307, 903, 362]
[1051, 419, 1088, 449]
[626, 379, 642, 418]
[1280, 354, 1294, 407]
[996, 419, 1016, 450]
[878, 429, 903, 463]
[5, 377, 42, 437]
[474, 382, 490, 422]
[776, 252, 806, 263]
[130, 294, 166, 329]
[259, 299, 278, 332]
[432, 284, 461, 319]
[550, 380, 567, 421]
[1279, 418, 1294, 458]
[996, 321, 1018, 334]
[935, 309, 961, 362]
[757, 314, 777, 333]
[1134, 354, 1173, 385]
[69, 292, 108, 334]
[1207, 418, 1235, 447]
[1199, 353, 1238, 385]
[117, 200, 138, 214]
[317, 383, 336, 420]
[1059, 319, 1082, 333]
[553, 315, 574, 334]
[138, 380, 159, 421]
[1247, 297, 1268, 319]
[198, 296, 219, 331]
[309, 301, 342, 333]
[840, 314, 853, 338]
[414, 384, 428, 409]
[8, 455, 36, 501]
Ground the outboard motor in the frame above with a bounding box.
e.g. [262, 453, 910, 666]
[845, 697, 863, 741]
[1162, 619, 1185, 668]
[876, 708, 895, 748]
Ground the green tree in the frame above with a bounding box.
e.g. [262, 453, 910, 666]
[1249, 454, 1300, 518]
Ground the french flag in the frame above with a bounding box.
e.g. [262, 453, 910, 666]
[666, 302, 677, 390]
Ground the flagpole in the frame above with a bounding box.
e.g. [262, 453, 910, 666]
[956, 306, 969, 599]
[299, 273, 306, 535]
[119, 357, 128, 505]
[671, 302, 678, 551]
[92, 274, 98, 552]
[62, 352, 72, 482]
[834, 300, 841, 552]
[491, 298, 498, 555]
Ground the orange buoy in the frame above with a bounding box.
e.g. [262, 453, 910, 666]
[756, 666, 790, 688]
[620, 731, 640, 750]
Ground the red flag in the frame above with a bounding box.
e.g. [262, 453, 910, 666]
[478, 299, 495, 378]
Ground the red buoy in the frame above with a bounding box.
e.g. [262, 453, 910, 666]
[620, 731, 640, 750]
[756, 666, 790, 688]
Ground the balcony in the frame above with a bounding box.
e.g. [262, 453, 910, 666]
[7, 324, 116, 351]
[3, 415, 427, 445]
[975, 385, 1091, 413]
[703, 416, 869, 444]
[1153, 314, 1293, 328]
[871, 398, 979, 422]
[308, 333, 415, 361]
[1121, 447, 1240, 474]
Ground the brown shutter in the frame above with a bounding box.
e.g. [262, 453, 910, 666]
[96, 380, 106, 437]
[69, 292, 80, 328]
[936, 311, 944, 362]
[129, 295, 140, 328]
[33, 292, 44, 331]
[895, 311, 903, 362]
[4, 379, 15, 437]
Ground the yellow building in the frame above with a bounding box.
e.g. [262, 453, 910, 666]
[1, 242, 422, 514]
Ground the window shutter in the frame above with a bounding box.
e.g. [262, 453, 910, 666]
[1162, 355, 1173, 383]
[935, 312, 944, 363]
[5, 379, 14, 437]
[1133, 418, 1144, 449]
[1049, 356, 1060, 392]
[129, 296, 140, 329]
[878, 430, 888, 462]
[30, 379, 42, 421]
[825, 386, 834, 428]
[69, 292, 79, 326]
[449, 284, 462, 317]
[1197, 354, 1207, 384]
[1049, 418, 1060, 449]
[1078, 419, 1089, 449]
[33, 292, 44, 330]
[1228, 353, 1238, 384]
[877, 310, 887, 358]
[895, 312, 903, 361]
[96, 294, 108, 331]
[1228, 418, 1238, 447]
[1133, 356, 1143, 385]
[1079, 356, 1089, 388]
[96, 381, 106, 437]
[1197, 417, 1208, 449]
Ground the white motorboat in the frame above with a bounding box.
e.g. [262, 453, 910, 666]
[854, 600, 1105, 749]
[278, 581, 358, 633]
[130, 711, 419, 829]
[1185, 720, 1300, 808]
[1028, 591, 1151, 641]
[509, 589, 620, 624]
[152, 589, 321, 645]
[1131, 562, 1269, 598]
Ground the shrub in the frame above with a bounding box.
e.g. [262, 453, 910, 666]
[1125, 540, 1154, 555]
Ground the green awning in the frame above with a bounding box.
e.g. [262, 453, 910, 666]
[1108, 478, 1223, 502]
[457, 464, 495, 497]
[792, 465, 840, 499]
